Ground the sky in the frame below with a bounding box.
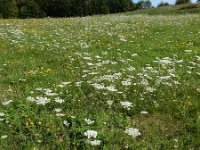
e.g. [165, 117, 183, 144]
[133, 0, 197, 7]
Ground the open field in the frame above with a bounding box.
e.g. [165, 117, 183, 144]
[128, 3, 200, 15]
[0, 14, 200, 149]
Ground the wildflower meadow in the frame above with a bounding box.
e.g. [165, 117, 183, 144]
[0, 14, 200, 149]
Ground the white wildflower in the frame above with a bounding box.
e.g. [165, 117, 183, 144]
[175, 60, 183, 63]
[125, 128, 141, 138]
[140, 79, 149, 86]
[106, 100, 113, 107]
[1, 135, 8, 140]
[140, 111, 148, 115]
[54, 97, 65, 103]
[89, 72, 99, 75]
[184, 50, 192, 53]
[45, 91, 58, 96]
[54, 108, 62, 113]
[58, 84, 65, 88]
[159, 76, 171, 80]
[127, 66, 136, 71]
[19, 78, 26, 82]
[92, 83, 105, 90]
[87, 62, 94, 66]
[2, 99, 13, 106]
[102, 60, 110, 64]
[60, 82, 71, 86]
[26, 96, 35, 102]
[120, 101, 133, 110]
[37, 140, 42, 143]
[54, 108, 65, 116]
[0, 112, 5, 122]
[0, 113, 5, 117]
[35, 96, 50, 105]
[106, 86, 117, 92]
[111, 61, 117, 65]
[102, 51, 108, 55]
[159, 59, 172, 65]
[145, 87, 155, 93]
[56, 113, 65, 117]
[84, 130, 98, 139]
[75, 81, 83, 87]
[84, 118, 95, 125]
[36, 88, 43, 91]
[88, 140, 101, 146]
[132, 53, 138, 57]
[63, 120, 70, 127]
[121, 80, 131, 86]
[119, 37, 127, 42]
[71, 115, 76, 119]
[30, 91, 34, 94]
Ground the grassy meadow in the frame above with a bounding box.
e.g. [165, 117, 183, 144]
[128, 3, 200, 15]
[0, 13, 200, 149]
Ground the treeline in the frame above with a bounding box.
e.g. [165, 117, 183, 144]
[0, 0, 134, 18]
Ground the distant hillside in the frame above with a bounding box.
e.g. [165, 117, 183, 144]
[127, 3, 200, 15]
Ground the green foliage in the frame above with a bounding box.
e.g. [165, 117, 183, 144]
[128, 3, 200, 15]
[17, 0, 44, 18]
[0, 14, 200, 149]
[0, 0, 19, 18]
[0, 0, 134, 18]
[176, 0, 191, 5]
[179, 3, 200, 9]
[157, 1, 169, 7]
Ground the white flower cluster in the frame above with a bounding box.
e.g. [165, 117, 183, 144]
[84, 118, 95, 125]
[2, 99, 13, 106]
[84, 130, 98, 139]
[63, 120, 70, 127]
[121, 79, 132, 86]
[120, 101, 133, 110]
[0, 112, 5, 121]
[88, 140, 101, 146]
[27, 96, 50, 105]
[125, 128, 141, 138]
[84, 130, 101, 146]
[54, 108, 65, 116]
[44, 89, 58, 96]
[1, 135, 8, 140]
[92, 83, 118, 92]
[58, 82, 71, 88]
[54, 97, 65, 103]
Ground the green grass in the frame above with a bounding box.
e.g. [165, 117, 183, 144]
[127, 3, 200, 15]
[0, 14, 200, 149]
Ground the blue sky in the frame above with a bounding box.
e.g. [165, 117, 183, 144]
[132, 0, 197, 7]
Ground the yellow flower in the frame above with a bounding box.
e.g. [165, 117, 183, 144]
[38, 121, 42, 125]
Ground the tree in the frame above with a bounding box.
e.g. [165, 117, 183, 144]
[197, 0, 200, 3]
[99, 0, 110, 14]
[0, 0, 134, 18]
[157, 1, 169, 7]
[108, 0, 132, 13]
[17, 0, 44, 18]
[136, 0, 152, 9]
[175, 0, 191, 5]
[0, 0, 18, 18]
